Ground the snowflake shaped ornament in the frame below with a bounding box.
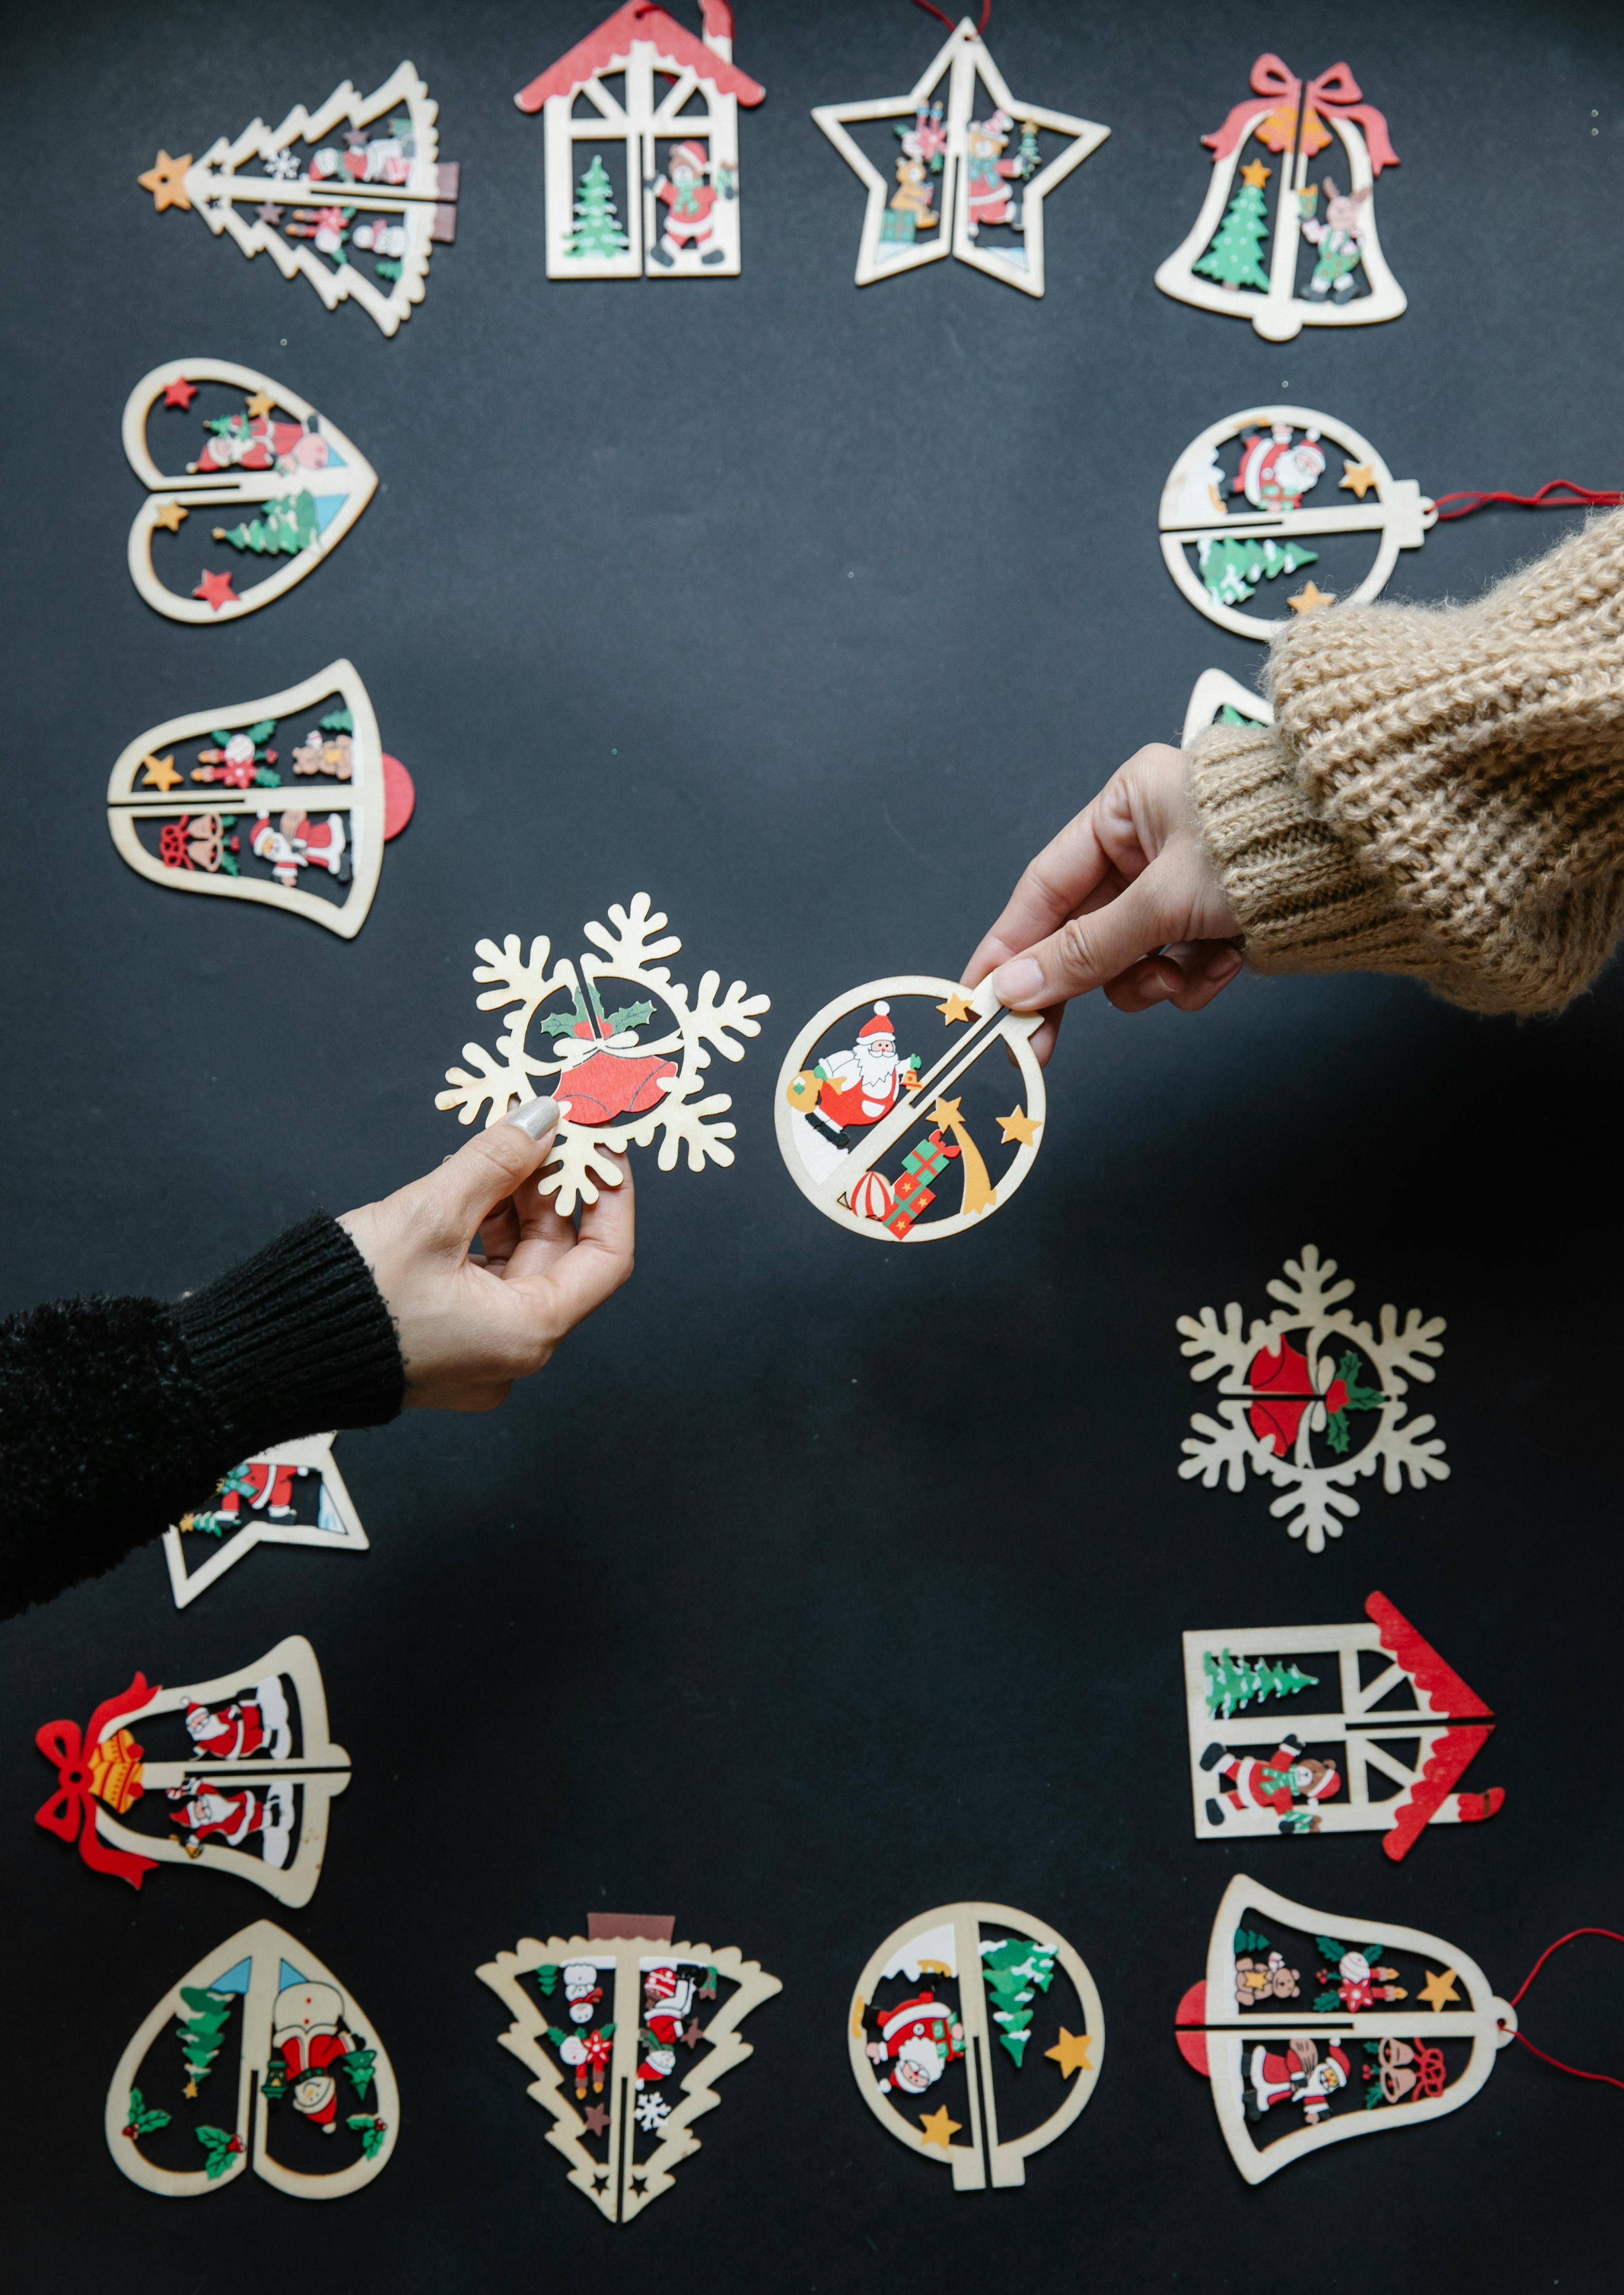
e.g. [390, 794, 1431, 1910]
[1177, 1247, 1447, 1552]
[437, 896, 769, 1213]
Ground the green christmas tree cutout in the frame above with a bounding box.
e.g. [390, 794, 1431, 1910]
[566, 156, 629, 259]
[1199, 533, 1318, 608]
[214, 493, 320, 558]
[1205, 1649, 1319, 1721]
[981, 1938, 1058, 2067]
[175, 1986, 235, 2095]
[1194, 169, 1271, 293]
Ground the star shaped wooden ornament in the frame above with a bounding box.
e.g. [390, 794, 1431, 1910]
[1288, 580, 1334, 613]
[192, 569, 239, 612]
[1419, 1966, 1462, 2012]
[1044, 2028, 1094, 2078]
[139, 753, 182, 792]
[151, 500, 188, 533]
[997, 1106, 1040, 1146]
[582, 2102, 610, 2136]
[138, 150, 193, 211]
[936, 988, 974, 1024]
[917, 2103, 962, 2151]
[244, 390, 276, 419]
[161, 376, 198, 409]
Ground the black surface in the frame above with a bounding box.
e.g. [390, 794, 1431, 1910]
[3, 1, 1623, 2286]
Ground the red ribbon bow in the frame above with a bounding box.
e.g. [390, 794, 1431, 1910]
[1203, 54, 1399, 175]
[35, 1673, 162, 1889]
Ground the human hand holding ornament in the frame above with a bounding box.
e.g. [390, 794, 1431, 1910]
[964, 743, 1242, 1063]
[338, 1098, 634, 1413]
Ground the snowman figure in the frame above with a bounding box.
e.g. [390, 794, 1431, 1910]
[562, 1961, 604, 2023]
[352, 217, 409, 263]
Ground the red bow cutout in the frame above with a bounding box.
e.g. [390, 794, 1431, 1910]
[35, 1672, 163, 1889]
[1203, 54, 1399, 175]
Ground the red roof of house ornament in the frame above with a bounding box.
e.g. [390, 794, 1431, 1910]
[514, 2, 765, 113]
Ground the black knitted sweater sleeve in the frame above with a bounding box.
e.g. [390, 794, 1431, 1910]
[0, 1213, 404, 1619]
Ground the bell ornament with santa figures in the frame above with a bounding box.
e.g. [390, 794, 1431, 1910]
[1155, 53, 1403, 341]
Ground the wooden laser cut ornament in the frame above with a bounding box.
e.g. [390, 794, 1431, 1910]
[137, 61, 458, 335]
[777, 976, 1046, 1243]
[849, 1903, 1104, 2189]
[1181, 667, 1273, 750]
[1175, 1875, 1515, 2185]
[1184, 1592, 1504, 1860]
[812, 16, 1108, 298]
[124, 361, 376, 625]
[107, 660, 410, 940]
[161, 1433, 368, 1611]
[515, 3, 765, 280]
[1155, 54, 1403, 341]
[108, 1919, 399, 2199]
[477, 1914, 780, 2222]
[1162, 405, 1434, 639]
[35, 1635, 349, 1905]
[437, 895, 769, 1214]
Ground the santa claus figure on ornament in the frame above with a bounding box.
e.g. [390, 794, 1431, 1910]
[183, 1675, 292, 1763]
[649, 139, 733, 266]
[637, 1963, 698, 2084]
[1201, 1732, 1340, 1831]
[192, 411, 330, 478]
[1247, 2034, 1350, 2124]
[1234, 423, 1326, 513]
[208, 1456, 308, 1524]
[805, 1003, 921, 1149]
[866, 1992, 965, 2095]
[250, 808, 347, 888]
[166, 1778, 294, 1867]
[269, 1979, 362, 2132]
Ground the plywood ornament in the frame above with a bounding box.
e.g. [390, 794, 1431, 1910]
[812, 13, 1108, 297]
[1174, 1875, 1517, 2185]
[1161, 406, 1433, 639]
[515, 3, 764, 280]
[777, 976, 1045, 1243]
[108, 1918, 398, 2199]
[437, 895, 769, 1214]
[137, 62, 458, 335]
[34, 1635, 350, 1904]
[1181, 668, 1272, 751]
[1184, 1592, 1504, 1860]
[1178, 1246, 1448, 1552]
[124, 361, 376, 625]
[1155, 54, 1402, 341]
[161, 1433, 368, 1611]
[477, 1914, 780, 2222]
[107, 660, 414, 940]
[849, 1902, 1103, 2190]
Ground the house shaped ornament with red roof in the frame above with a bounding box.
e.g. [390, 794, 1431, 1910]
[516, 2, 764, 279]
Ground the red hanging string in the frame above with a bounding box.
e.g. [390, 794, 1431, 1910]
[1432, 480, 1624, 523]
[913, 0, 992, 32]
[1497, 1929, 1624, 2091]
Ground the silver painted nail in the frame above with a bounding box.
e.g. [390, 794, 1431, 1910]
[504, 1095, 561, 1139]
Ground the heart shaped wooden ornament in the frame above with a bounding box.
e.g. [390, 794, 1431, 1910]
[124, 360, 376, 622]
[108, 664, 411, 939]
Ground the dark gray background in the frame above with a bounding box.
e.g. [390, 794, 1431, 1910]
[2, 0, 1622, 2284]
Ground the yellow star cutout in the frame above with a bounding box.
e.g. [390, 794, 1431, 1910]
[138, 151, 193, 212]
[1340, 460, 1377, 500]
[1240, 158, 1272, 189]
[140, 753, 182, 793]
[936, 989, 974, 1025]
[244, 390, 276, 420]
[1419, 1967, 1461, 2013]
[917, 2103, 961, 2151]
[1288, 581, 1334, 614]
[151, 499, 189, 533]
[997, 1107, 1040, 1146]
[183, 2078, 199, 2100]
[1044, 2028, 1094, 2078]
[931, 1096, 962, 1129]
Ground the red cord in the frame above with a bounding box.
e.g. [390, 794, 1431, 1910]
[913, 0, 991, 30]
[1433, 480, 1624, 522]
[1497, 1929, 1624, 2091]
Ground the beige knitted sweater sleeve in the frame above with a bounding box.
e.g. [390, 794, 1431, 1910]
[1186, 509, 1624, 1015]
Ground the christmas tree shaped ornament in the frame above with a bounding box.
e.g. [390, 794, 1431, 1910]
[477, 1914, 780, 2221]
[437, 895, 769, 1213]
[1184, 1592, 1504, 1859]
[1181, 668, 1272, 750]
[106, 660, 413, 940]
[1175, 1875, 1517, 2184]
[34, 1636, 350, 1904]
[849, 1903, 1103, 2188]
[137, 62, 458, 335]
[159, 1433, 368, 1610]
[125, 361, 376, 624]
[1155, 54, 1402, 341]
[108, 1919, 398, 2198]
[1161, 405, 1433, 638]
[778, 976, 1045, 1243]
[515, 3, 764, 279]
[812, 9, 1108, 297]
[1179, 1246, 1447, 1552]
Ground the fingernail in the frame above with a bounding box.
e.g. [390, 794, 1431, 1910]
[1204, 947, 1242, 984]
[504, 1095, 561, 1139]
[992, 958, 1045, 1009]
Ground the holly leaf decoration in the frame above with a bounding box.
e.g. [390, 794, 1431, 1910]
[537, 1011, 582, 1039]
[254, 766, 282, 787]
[1313, 1989, 1343, 2014]
[347, 2112, 387, 2160]
[319, 708, 354, 733]
[195, 2125, 242, 2179]
[343, 2046, 377, 2100]
[1337, 1349, 1386, 1411]
[1324, 1410, 1352, 1456]
[1315, 1936, 1349, 1962]
[605, 999, 655, 1033]
[209, 728, 234, 749]
[245, 720, 277, 743]
[124, 2086, 171, 2137]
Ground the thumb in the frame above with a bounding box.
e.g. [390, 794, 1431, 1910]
[426, 1098, 562, 1244]
[990, 873, 1172, 1011]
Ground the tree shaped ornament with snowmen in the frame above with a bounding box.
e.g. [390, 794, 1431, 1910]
[1155, 53, 1402, 340]
[812, 13, 1108, 297]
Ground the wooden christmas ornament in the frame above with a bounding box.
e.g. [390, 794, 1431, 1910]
[1181, 668, 1272, 750]
[477, 1914, 780, 2222]
[849, 1902, 1104, 2190]
[1175, 1874, 1515, 2184]
[107, 660, 412, 939]
[161, 1433, 368, 1611]
[35, 1635, 350, 1904]
[437, 895, 769, 1214]
[777, 976, 1045, 1243]
[812, 15, 1108, 297]
[108, 1918, 398, 2198]
[137, 62, 458, 335]
[1185, 1592, 1504, 1860]
[1161, 406, 1433, 639]
[124, 361, 376, 625]
[1155, 54, 1402, 341]
[515, 3, 764, 280]
[1178, 1245, 1448, 1552]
